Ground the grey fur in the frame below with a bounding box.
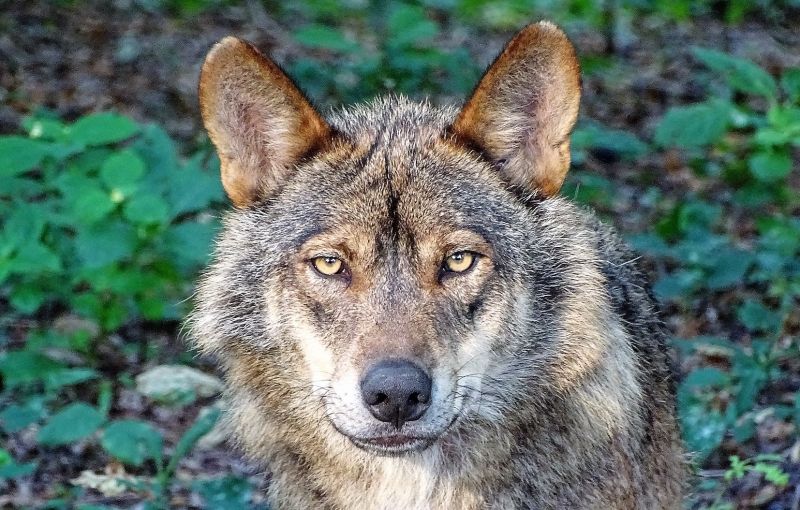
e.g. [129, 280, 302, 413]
[189, 95, 685, 509]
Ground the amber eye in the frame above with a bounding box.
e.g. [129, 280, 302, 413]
[443, 251, 476, 273]
[312, 256, 344, 276]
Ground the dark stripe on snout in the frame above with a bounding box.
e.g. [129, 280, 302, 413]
[466, 295, 486, 323]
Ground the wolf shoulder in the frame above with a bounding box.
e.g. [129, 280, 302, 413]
[542, 198, 659, 302]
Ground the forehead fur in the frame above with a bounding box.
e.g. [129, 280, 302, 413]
[256, 96, 530, 262]
[329, 95, 458, 142]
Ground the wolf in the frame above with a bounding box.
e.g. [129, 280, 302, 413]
[190, 21, 685, 509]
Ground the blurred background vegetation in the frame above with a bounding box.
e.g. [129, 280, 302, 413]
[1, 0, 799, 508]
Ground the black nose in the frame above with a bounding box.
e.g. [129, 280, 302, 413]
[360, 359, 432, 430]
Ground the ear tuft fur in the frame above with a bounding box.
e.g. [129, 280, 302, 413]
[452, 21, 581, 197]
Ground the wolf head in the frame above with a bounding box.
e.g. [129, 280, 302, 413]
[192, 22, 591, 457]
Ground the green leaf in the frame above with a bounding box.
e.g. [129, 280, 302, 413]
[562, 173, 615, 207]
[0, 176, 43, 201]
[44, 368, 99, 392]
[69, 292, 127, 332]
[653, 269, 703, 300]
[627, 233, 672, 258]
[293, 25, 358, 53]
[388, 4, 439, 47]
[65, 185, 117, 225]
[83, 265, 155, 294]
[0, 400, 46, 433]
[682, 367, 730, 390]
[123, 194, 170, 225]
[754, 127, 792, 147]
[677, 201, 722, 234]
[726, 455, 747, 480]
[101, 420, 163, 467]
[733, 183, 779, 209]
[748, 151, 792, 183]
[168, 156, 224, 216]
[0, 203, 47, 254]
[732, 418, 755, 443]
[705, 249, 754, 290]
[0, 350, 64, 388]
[7, 241, 62, 275]
[654, 101, 731, 148]
[757, 216, 800, 257]
[22, 116, 67, 140]
[680, 405, 727, 461]
[75, 221, 137, 268]
[737, 299, 780, 332]
[0, 458, 37, 479]
[68, 113, 139, 147]
[767, 104, 800, 131]
[194, 476, 254, 510]
[38, 403, 105, 446]
[0, 136, 49, 176]
[693, 48, 778, 99]
[164, 221, 218, 269]
[10, 284, 47, 314]
[780, 67, 800, 103]
[724, 0, 751, 24]
[100, 149, 146, 196]
[132, 124, 178, 186]
[571, 123, 649, 161]
[137, 294, 168, 321]
[736, 367, 767, 413]
[97, 380, 113, 419]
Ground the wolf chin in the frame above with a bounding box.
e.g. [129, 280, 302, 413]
[189, 21, 686, 509]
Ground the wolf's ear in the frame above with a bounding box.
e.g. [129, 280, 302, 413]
[199, 37, 331, 207]
[451, 22, 580, 197]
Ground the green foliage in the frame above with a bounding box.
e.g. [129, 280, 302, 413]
[649, 47, 798, 482]
[725, 454, 789, 486]
[572, 122, 650, 163]
[101, 420, 164, 467]
[654, 100, 731, 148]
[68, 112, 140, 147]
[698, 454, 790, 509]
[673, 337, 777, 459]
[193, 475, 266, 510]
[66, 407, 226, 508]
[692, 48, 778, 100]
[0, 447, 37, 480]
[0, 111, 228, 506]
[127, 409, 221, 504]
[650, 51, 799, 310]
[282, 2, 480, 105]
[1, 366, 227, 505]
[0, 112, 223, 329]
[37, 402, 106, 446]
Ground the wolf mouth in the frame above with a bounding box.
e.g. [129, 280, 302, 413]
[349, 435, 436, 455]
